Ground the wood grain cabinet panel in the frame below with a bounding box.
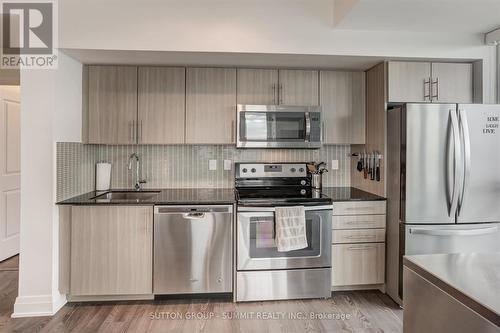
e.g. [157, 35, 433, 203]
[320, 71, 365, 144]
[87, 66, 138, 144]
[186, 68, 237, 144]
[387, 61, 431, 103]
[237, 68, 278, 105]
[332, 243, 385, 286]
[138, 67, 186, 144]
[333, 201, 387, 216]
[430, 63, 473, 103]
[332, 214, 386, 230]
[70, 206, 153, 296]
[278, 69, 319, 105]
[332, 228, 386, 244]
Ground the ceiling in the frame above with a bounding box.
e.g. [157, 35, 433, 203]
[334, 0, 500, 33]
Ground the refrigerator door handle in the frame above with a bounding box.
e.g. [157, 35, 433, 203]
[457, 109, 471, 216]
[409, 226, 498, 237]
[448, 109, 462, 217]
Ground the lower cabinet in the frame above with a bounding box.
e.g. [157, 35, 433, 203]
[332, 200, 387, 290]
[70, 206, 153, 296]
[332, 243, 385, 286]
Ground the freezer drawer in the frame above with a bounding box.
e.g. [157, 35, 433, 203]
[153, 205, 233, 294]
[405, 223, 500, 256]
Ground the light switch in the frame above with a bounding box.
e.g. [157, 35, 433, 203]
[331, 160, 339, 170]
[209, 160, 217, 171]
[224, 160, 232, 171]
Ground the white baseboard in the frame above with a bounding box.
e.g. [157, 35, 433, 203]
[11, 294, 67, 318]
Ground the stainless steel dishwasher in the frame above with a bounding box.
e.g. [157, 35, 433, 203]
[153, 205, 233, 294]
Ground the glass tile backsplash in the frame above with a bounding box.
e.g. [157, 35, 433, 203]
[57, 143, 350, 201]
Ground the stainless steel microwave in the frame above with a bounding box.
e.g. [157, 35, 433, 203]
[237, 104, 322, 148]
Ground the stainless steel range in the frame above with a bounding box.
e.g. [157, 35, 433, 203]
[234, 162, 333, 302]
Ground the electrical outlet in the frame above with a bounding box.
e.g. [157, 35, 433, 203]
[331, 160, 339, 170]
[224, 160, 232, 171]
[209, 160, 217, 171]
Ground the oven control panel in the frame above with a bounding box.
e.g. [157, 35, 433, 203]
[236, 163, 307, 178]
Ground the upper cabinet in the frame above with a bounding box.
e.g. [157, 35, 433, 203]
[320, 71, 366, 144]
[430, 63, 473, 103]
[278, 69, 319, 105]
[237, 68, 278, 104]
[87, 66, 138, 144]
[387, 62, 431, 103]
[185, 68, 237, 144]
[138, 67, 186, 144]
[237, 68, 319, 106]
[387, 61, 474, 103]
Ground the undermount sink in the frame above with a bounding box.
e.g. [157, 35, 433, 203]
[92, 191, 160, 201]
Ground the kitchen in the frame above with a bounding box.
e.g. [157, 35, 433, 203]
[0, 1, 499, 332]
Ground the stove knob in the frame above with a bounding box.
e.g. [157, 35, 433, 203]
[300, 180, 306, 186]
[300, 189, 307, 195]
[290, 168, 296, 173]
[251, 168, 257, 173]
[299, 168, 304, 173]
[242, 168, 248, 173]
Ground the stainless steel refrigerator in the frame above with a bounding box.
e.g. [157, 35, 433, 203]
[386, 103, 500, 305]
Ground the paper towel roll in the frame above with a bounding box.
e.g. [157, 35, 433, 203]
[96, 162, 111, 191]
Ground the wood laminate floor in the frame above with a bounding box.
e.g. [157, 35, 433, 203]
[0, 259, 402, 333]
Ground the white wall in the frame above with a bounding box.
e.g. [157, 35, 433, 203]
[13, 52, 82, 317]
[58, 0, 496, 101]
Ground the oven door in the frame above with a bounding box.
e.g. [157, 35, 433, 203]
[237, 205, 332, 270]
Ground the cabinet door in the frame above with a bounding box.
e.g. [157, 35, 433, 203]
[237, 68, 278, 104]
[88, 66, 138, 144]
[70, 206, 153, 296]
[387, 61, 431, 103]
[138, 67, 186, 144]
[320, 71, 365, 144]
[332, 243, 385, 286]
[186, 68, 237, 144]
[278, 69, 319, 105]
[431, 63, 473, 103]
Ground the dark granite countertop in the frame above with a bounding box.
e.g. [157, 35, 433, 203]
[56, 188, 236, 205]
[320, 187, 386, 201]
[57, 187, 384, 206]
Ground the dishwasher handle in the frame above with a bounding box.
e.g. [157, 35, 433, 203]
[155, 205, 233, 214]
[183, 212, 206, 219]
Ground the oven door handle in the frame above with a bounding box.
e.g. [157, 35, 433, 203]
[305, 112, 311, 142]
[238, 205, 333, 212]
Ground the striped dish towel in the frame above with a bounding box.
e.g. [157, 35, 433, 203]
[275, 206, 308, 252]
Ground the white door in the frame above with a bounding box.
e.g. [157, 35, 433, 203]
[0, 86, 20, 261]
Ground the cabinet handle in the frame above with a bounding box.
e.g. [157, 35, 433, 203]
[348, 245, 377, 251]
[128, 121, 133, 142]
[139, 120, 143, 143]
[423, 78, 431, 101]
[279, 84, 283, 104]
[345, 235, 377, 240]
[231, 120, 235, 143]
[272, 84, 276, 104]
[133, 120, 137, 143]
[431, 77, 439, 101]
[346, 220, 377, 225]
[322, 121, 325, 142]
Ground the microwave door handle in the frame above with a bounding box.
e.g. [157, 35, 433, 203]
[305, 112, 311, 142]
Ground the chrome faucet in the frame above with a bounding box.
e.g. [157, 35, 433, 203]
[128, 153, 146, 190]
